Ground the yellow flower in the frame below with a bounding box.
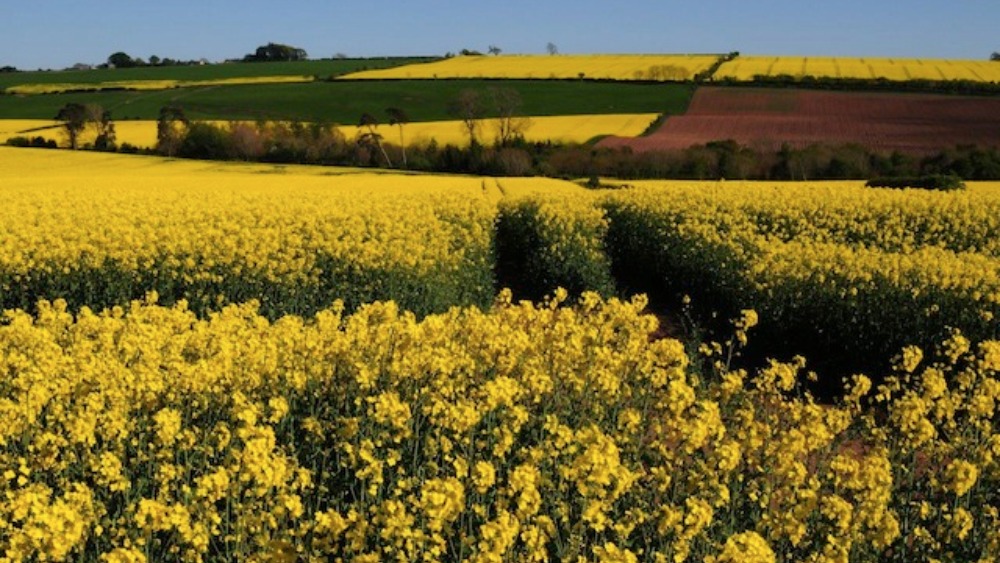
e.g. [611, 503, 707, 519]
[472, 461, 497, 494]
[419, 477, 465, 531]
[592, 542, 639, 563]
[153, 407, 182, 446]
[711, 531, 776, 563]
[895, 345, 924, 373]
[947, 507, 975, 541]
[943, 459, 979, 496]
[100, 547, 148, 563]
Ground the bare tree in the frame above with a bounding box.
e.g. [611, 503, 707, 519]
[386, 107, 410, 168]
[489, 87, 530, 146]
[358, 112, 392, 167]
[488, 45, 502, 56]
[449, 89, 486, 147]
[546, 42, 559, 56]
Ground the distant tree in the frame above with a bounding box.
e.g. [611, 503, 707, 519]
[107, 52, 136, 68]
[91, 106, 116, 151]
[358, 113, 392, 167]
[992, 52, 1000, 61]
[546, 42, 559, 55]
[386, 107, 410, 168]
[156, 105, 189, 157]
[489, 87, 530, 146]
[244, 43, 308, 62]
[53, 103, 112, 149]
[55, 103, 89, 149]
[149, 55, 161, 66]
[179, 122, 231, 160]
[449, 89, 486, 147]
[0, 65, 17, 73]
[488, 45, 502, 56]
[459, 48, 483, 56]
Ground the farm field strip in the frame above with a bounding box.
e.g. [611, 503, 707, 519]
[0, 80, 692, 122]
[1, 114, 660, 149]
[3, 75, 316, 95]
[715, 55, 1000, 82]
[1, 149, 999, 561]
[340, 54, 722, 81]
[598, 87, 1000, 153]
[0, 58, 432, 90]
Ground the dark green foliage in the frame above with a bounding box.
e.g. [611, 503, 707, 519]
[866, 174, 966, 191]
[494, 198, 615, 302]
[4, 136, 57, 148]
[108, 52, 137, 68]
[178, 122, 231, 159]
[243, 43, 308, 63]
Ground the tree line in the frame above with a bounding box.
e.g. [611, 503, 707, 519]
[10, 96, 1000, 181]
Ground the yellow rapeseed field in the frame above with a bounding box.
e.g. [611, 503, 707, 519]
[339, 113, 658, 147]
[341, 54, 720, 81]
[2, 114, 656, 150]
[715, 56, 1000, 82]
[0, 146, 577, 317]
[1, 149, 999, 561]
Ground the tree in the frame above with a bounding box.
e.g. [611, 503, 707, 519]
[386, 107, 410, 168]
[992, 52, 1000, 61]
[358, 113, 392, 167]
[55, 103, 89, 149]
[54, 103, 114, 149]
[107, 52, 135, 68]
[488, 45, 502, 56]
[546, 42, 559, 55]
[449, 89, 486, 147]
[91, 106, 116, 151]
[156, 105, 189, 157]
[489, 87, 530, 146]
[179, 122, 230, 160]
[244, 43, 308, 62]
[149, 55, 161, 66]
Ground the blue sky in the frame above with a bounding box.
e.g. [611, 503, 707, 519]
[2, 0, 997, 70]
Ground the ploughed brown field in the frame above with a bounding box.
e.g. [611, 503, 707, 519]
[598, 87, 1000, 153]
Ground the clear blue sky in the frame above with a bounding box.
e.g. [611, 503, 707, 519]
[2, 0, 997, 70]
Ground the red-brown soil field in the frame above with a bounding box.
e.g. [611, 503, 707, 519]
[598, 87, 1000, 153]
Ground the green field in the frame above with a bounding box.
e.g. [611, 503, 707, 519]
[0, 79, 694, 123]
[0, 58, 434, 89]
